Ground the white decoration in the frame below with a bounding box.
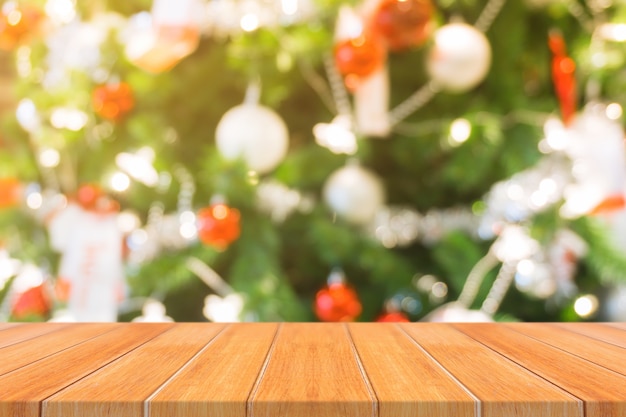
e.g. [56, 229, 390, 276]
[313, 115, 358, 155]
[427, 23, 492, 92]
[216, 104, 289, 174]
[354, 64, 391, 137]
[203, 293, 244, 322]
[132, 299, 174, 322]
[424, 302, 493, 322]
[48, 202, 125, 322]
[323, 163, 385, 224]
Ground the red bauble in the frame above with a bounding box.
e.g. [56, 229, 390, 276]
[335, 33, 386, 90]
[376, 311, 410, 322]
[75, 184, 119, 213]
[0, 4, 44, 51]
[11, 284, 51, 320]
[548, 32, 576, 125]
[0, 177, 22, 208]
[315, 282, 362, 322]
[371, 0, 434, 51]
[92, 83, 135, 121]
[197, 204, 241, 249]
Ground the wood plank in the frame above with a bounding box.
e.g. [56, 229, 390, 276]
[249, 323, 376, 417]
[0, 323, 173, 417]
[507, 323, 626, 377]
[555, 323, 626, 349]
[0, 323, 18, 331]
[148, 323, 277, 417]
[0, 323, 69, 349]
[400, 323, 582, 417]
[457, 323, 626, 417]
[348, 323, 477, 417]
[0, 323, 116, 376]
[43, 323, 225, 417]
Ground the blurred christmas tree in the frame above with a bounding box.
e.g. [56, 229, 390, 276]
[1, 0, 626, 323]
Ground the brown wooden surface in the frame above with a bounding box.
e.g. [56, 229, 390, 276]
[0, 322, 625, 417]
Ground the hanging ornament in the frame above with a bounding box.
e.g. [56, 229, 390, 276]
[334, 6, 386, 91]
[125, 0, 203, 73]
[197, 203, 241, 250]
[47, 200, 125, 322]
[557, 106, 626, 218]
[11, 284, 51, 320]
[92, 82, 135, 122]
[334, 34, 386, 90]
[376, 311, 410, 322]
[314, 268, 362, 322]
[215, 103, 289, 174]
[75, 183, 119, 213]
[0, 177, 22, 208]
[323, 162, 385, 224]
[370, 0, 434, 51]
[548, 31, 577, 125]
[203, 293, 244, 322]
[0, 2, 44, 51]
[427, 22, 491, 92]
[423, 302, 493, 322]
[132, 299, 174, 322]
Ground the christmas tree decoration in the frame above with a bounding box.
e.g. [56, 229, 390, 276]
[549, 31, 577, 125]
[215, 104, 289, 174]
[323, 162, 385, 224]
[197, 203, 241, 249]
[124, 0, 203, 73]
[203, 293, 244, 322]
[427, 22, 491, 92]
[47, 201, 125, 322]
[334, 34, 386, 90]
[370, 0, 434, 51]
[424, 302, 493, 322]
[0, 177, 22, 208]
[11, 284, 50, 320]
[0, 2, 44, 51]
[314, 269, 362, 322]
[92, 82, 135, 121]
[132, 299, 174, 322]
[376, 310, 410, 322]
[313, 115, 358, 155]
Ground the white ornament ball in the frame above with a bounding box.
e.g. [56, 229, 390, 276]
[323, 164, 385, 224]
[215, 104, 289, 174]
[427, 23, 492, 92]
[424, 302, 493, 322]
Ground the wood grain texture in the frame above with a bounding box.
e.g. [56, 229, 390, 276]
[401, 323, 582, 417]
[0, 323, 172, 417]
[348, 323, 477, 417]
[0, 323, 69, 349]
[0, 323, 115, 377]
[507, 323, 626, 377]
[555, 323, 626, 348]
[457, 323, 626, 417]
[148, 323, 277, 417]
[249, 323, 376, 417]
[0, 323, 17, 331]
[43, 323, 225, 417]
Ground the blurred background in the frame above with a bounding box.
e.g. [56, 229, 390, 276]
[0, 0, 626, 323]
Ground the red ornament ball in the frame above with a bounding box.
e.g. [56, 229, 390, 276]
[335, 33, 386, 90]
[376, 311, 410, 322]
[0, 177, 21, 208]
[11, 284, 51, 320]
[197, 204, 241, 249]
[75, 184, 119, 212]
[0, 4, 44, 51]
[92, 83, 135, 121]
[315, 282, 362, 322]
[371, 0, 434, 51]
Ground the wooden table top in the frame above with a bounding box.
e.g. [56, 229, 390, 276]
[0, 322, 625, 417]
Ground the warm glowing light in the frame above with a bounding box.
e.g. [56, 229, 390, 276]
[240, 13, 259, 32]
[110, 172, 131, 192]
[606, 102, 623, 120]
[449, 118, 472, 144]
[26, 192, 42, 209]
[574, 294, 599, 318]
[39, 148, 60, 168]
